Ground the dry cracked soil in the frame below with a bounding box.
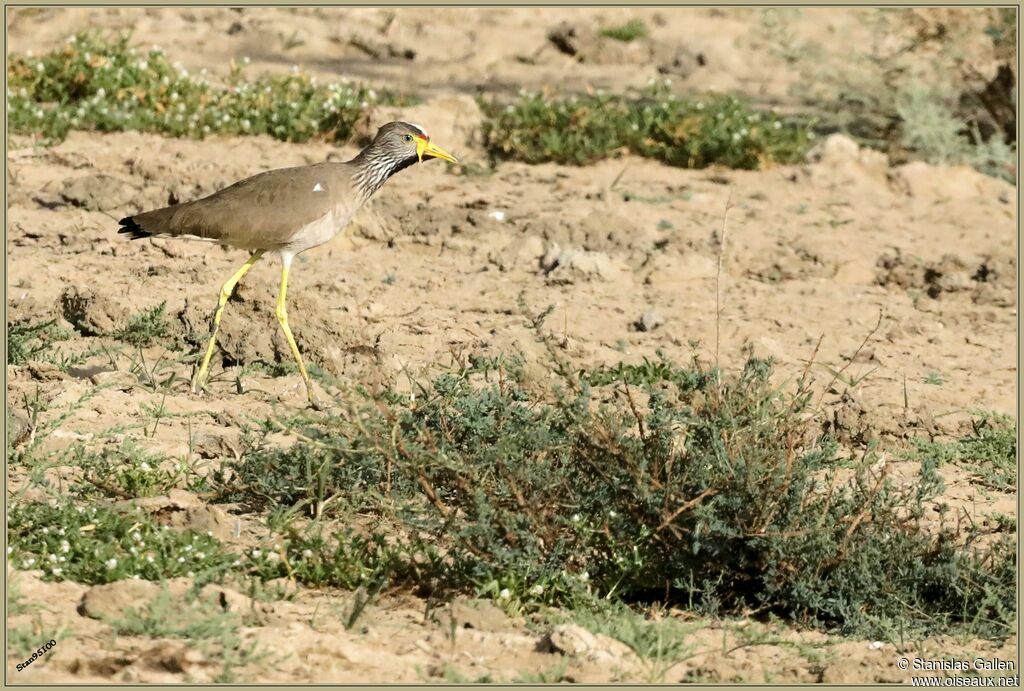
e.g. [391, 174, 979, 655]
[6, 6, 1018, 684]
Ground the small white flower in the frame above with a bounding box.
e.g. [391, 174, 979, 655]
[498, 588, 511, 600]
[6, 546, 13, 555]
[773, 121, 782, 130]
[95, 87, 106, 98]
[869, 641, 884, 650]
[22, 557, 36, 568]
[267, 551, 279, 562]
[529, 584, 544, 596]
[579, 571, 590, 583]
[186, 571, 194, 578]
[177, 556, 185, 563]
[139, 462, 151, 471]
[571, 513, 581, 523]
[195, 552, 205, 560]
[36, 62, 44, 72]
[608, 510, 617, 518]
[487, 210, 506, 222]
[251, 549, 262, 559]
[138, 60, 148, 70]
[145, 555, 154, 563]
[131, 574, 140, 579]
[51, 567, 62, 576]
[59, 540, 70, 553]
[302, 549, 313, 559]
[243, 56, 251, 65]
[47, 554, 58, 563]
[105, 558, 118, 570]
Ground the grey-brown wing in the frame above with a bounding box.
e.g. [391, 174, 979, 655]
[120, 163, 353, 250]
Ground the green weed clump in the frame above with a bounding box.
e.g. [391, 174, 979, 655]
[906, 412, 1016, 492]
[72, 440, 185, 498]
[114, 302, 172, 348]
[600, 19, 649, 42]
[222, 341, 1014, 640]
[8, 501, 234, 585]
[7, 33, 407, 143]
[7, 319, 71, 365]
[481, 84, 811, 169]
[112, 587, 265, 682]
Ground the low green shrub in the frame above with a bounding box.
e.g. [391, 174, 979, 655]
[221, 342, 1015, 640]
[7, 32, 408, 143]
[8, 501, 234, 585]
[481, 84, 812, 169]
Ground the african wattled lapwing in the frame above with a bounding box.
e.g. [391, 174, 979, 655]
[118, 121, 457, 408]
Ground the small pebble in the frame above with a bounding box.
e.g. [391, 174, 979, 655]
[635, 309, 665, 332]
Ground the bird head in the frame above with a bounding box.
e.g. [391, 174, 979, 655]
[372, 121, 458, 165]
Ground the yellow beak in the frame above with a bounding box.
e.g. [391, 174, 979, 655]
[416, 137, 458, 164]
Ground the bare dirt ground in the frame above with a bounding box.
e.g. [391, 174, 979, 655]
[6, 7, 1017, 684]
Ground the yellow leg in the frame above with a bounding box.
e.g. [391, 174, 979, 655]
[275, 255, 318, 407]
[192, 251, 264, 393]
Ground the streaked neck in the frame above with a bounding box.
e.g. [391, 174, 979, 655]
[349, 147, 416, 204]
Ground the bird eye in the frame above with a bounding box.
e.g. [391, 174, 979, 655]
[403, 134, 413, 142]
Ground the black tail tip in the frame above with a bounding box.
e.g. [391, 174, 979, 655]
[118, 216, 151, 240]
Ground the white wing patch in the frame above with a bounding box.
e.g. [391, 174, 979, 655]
[312, 182, 324, 192]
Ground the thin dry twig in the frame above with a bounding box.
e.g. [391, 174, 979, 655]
[656, 488, 718, 534]
[816, 308, 884, 410]
[715, 190, 734, 368]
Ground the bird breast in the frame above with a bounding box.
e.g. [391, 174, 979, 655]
[286, 202, 355, 254]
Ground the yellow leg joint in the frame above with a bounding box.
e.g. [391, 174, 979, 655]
[275, 260, 317, 407]
[192, 251, 263, 393]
